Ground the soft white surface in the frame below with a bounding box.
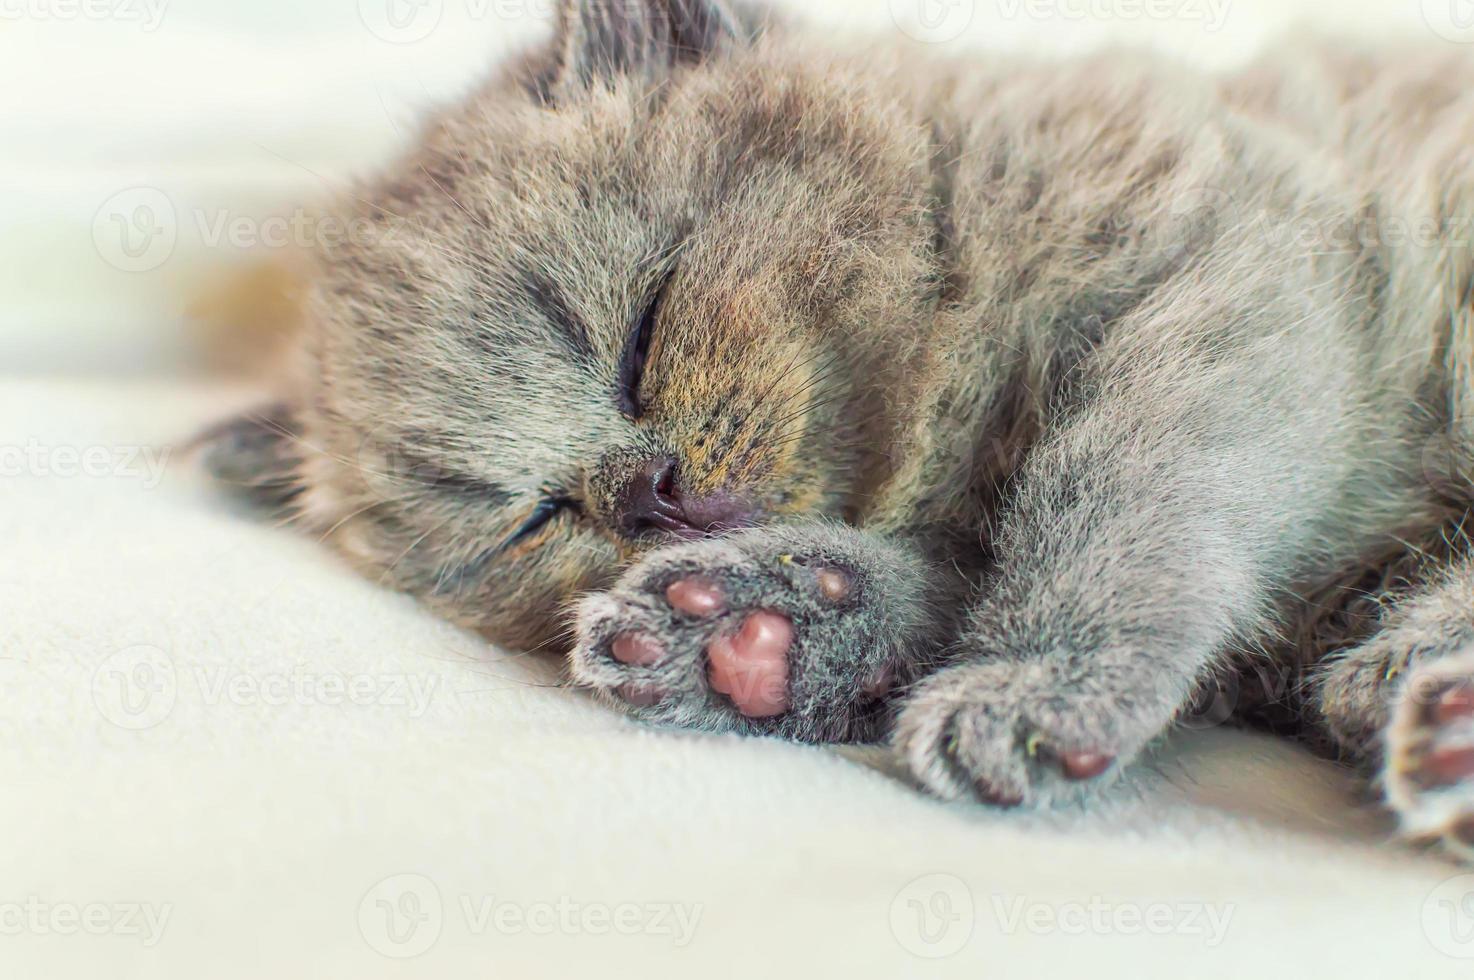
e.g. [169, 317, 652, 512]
[3, 380, 1472, 977]
[8, 0, 1474, 977]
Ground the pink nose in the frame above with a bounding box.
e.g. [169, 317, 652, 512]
[616, 456, 754, 540]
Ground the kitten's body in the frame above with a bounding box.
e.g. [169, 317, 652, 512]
[206, 3, 1474, 859]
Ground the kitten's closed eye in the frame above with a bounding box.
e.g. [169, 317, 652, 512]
[617, 271, 675, 419]
[502, 496, 578, 550]
[383, 442, 582, 559]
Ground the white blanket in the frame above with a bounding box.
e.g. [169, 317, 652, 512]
[6, 1, 1474, 976]
[4, 383, 1470, 976]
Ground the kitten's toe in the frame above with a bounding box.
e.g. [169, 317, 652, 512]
[1385, 652, 1474, 862]
[893, 675, 1023, 804]
[611, 633, 666, 667]
[665, 576, 726, 618]
[607, 634, 671, 707]
[569, 595, 660, 698]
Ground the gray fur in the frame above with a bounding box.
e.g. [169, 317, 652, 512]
[199, 6, 1474, 859]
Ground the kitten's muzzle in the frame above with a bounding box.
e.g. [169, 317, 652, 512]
[615, 455, 756, 542]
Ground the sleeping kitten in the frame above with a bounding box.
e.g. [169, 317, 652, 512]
[202, 0, 1474, 860]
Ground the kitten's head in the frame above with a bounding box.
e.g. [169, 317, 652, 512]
[205, 0, 941, 650]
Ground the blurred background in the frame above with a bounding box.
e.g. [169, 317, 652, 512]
[0, 0, 1461, 379]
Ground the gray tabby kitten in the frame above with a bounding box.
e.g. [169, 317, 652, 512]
[202, 0, 1474, 859]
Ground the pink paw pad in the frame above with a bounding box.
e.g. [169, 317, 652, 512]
[815, 567, 853, 603]
[666, 577, 726, 618]
[707, 612, 793, 718]
[1060, 751, 1116, 782]
[611, 633, 665, 667]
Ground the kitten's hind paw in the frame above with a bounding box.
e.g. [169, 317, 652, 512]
[1385, 651, 1474, 862]
[895, 661, 1130, 808]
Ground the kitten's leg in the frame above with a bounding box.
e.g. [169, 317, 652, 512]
[1313, 559, 1474, 860]
[896, 268, 1405, 806]
[570, 523, 951, 743]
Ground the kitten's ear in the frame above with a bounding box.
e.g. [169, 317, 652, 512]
[542, 0, 761, 100]
[192, 402, 306, 515]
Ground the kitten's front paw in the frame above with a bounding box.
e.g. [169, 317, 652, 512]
[1385, 651, 1474, 862]
[894, 660, 1162, 808]
[570, 526, 924, 742]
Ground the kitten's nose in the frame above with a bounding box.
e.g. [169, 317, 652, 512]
[618, 456, 688, 538]
[616, 456, 754, 540]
